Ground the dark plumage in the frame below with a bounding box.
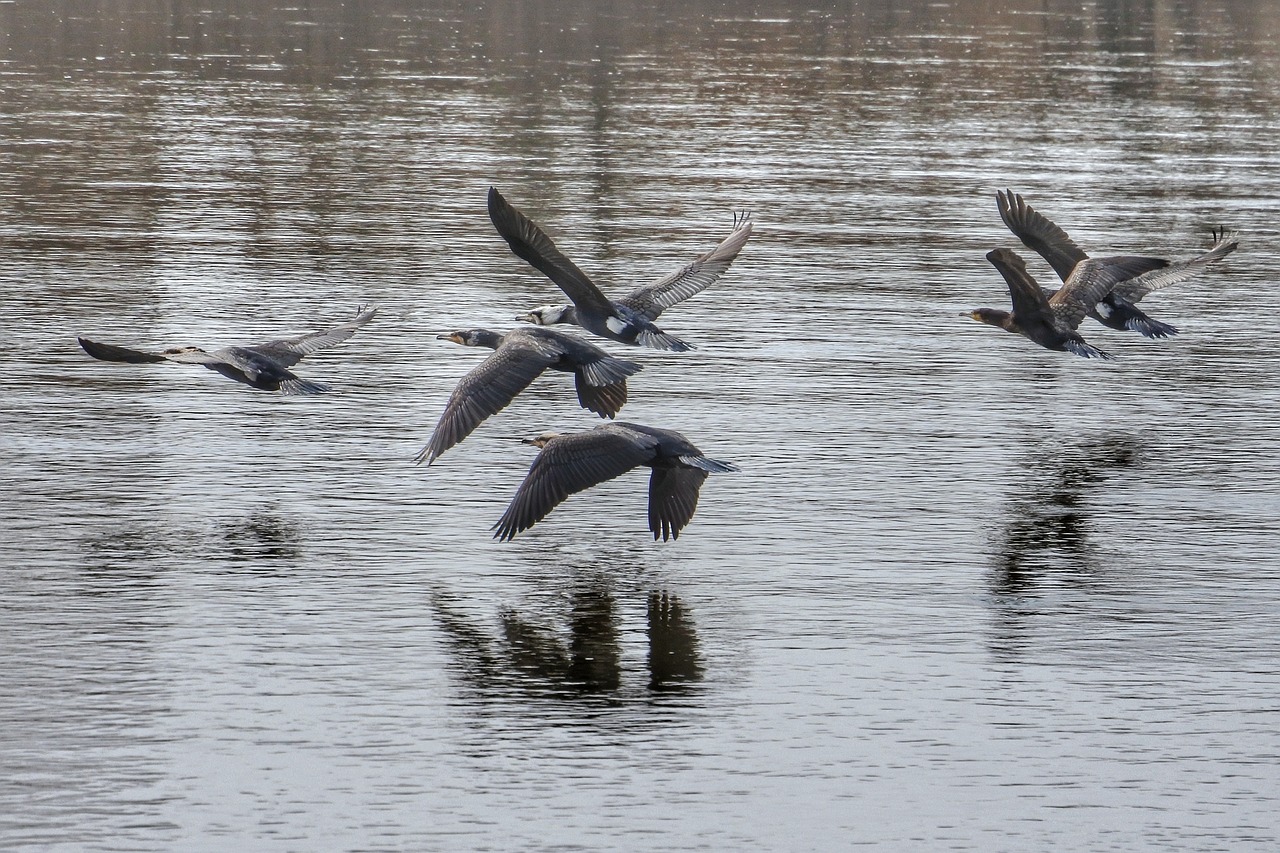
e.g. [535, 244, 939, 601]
[967, 248, 1165, 359]
[415, 327, 643, 466]
[997, 189, 1238, 338]
[492, 422, 738, 542]
[77, 306, 378, 393]
[487, 186, 753, 352]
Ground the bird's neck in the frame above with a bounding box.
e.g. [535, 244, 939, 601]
[976, 309, 1018, 333]
[983, 307, 1013, 330]
[472, 330, 504, 349]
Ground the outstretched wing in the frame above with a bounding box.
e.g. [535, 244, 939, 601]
[246, 306, 378, 367]
[986, 248, 1057, 327]
[487, 187, 617, 317]
[1111, 231, 1239, 303]
[618, 212, 754, 320]
[492, 427, 655, 540]
[997, 189, 1089, 282]
[77, 337, 168, 364]
[573, 373, 628, 418]
[415, 341, 560, 466]
[647, 467, 710, 541]
[1052, 256, 1168, 330]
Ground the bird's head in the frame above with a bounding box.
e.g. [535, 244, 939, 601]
[438, 329, 501, 349]
[517, 304, 571, 326]
[963, 308, 1008, 328]
[521, 431, 562, 449]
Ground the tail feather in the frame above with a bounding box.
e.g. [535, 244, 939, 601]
[1125, 315, 1179, 339]
[637, 328, 693, 352]
[580, 355, 643, 386]
[1063, 340, 1114, 360]
[678, 455, 740, 474]
[279, 377, 331, 395]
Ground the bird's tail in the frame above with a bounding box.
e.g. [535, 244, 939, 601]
[580, 354, 644, 387]
[679, 455, 740, 474]
[1125, 315, 1179, 339]
[637, 328, 694, 352]
[1063, 340, 1114, 360]
[279, 378, 332, 395]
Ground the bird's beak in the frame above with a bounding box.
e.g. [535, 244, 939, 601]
[959, 311, 976, 320]
[437, 333, 465, 344]
[515, 313, 535, 323]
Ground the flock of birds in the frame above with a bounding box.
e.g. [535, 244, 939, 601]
[967, 190, 1237, 358]
[77, 188, 1237, 540]
[78, 187, 754, 541]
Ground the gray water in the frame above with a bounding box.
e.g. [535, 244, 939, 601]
[3, 1, 1280, 850]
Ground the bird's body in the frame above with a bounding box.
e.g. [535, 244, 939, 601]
[492, 422, 738, 542]
[487, 186, 753, 351]
[416, 327, 643, 466]
[997, 189, 1238, 338]
[77, 307, 378, 393]
[968, 248, 1165, 359]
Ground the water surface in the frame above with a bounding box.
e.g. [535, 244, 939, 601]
[2, 1, 1279, 850]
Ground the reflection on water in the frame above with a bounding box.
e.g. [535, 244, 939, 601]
[992, 433, 1141, 595]
[217, 507, 304, 564]
[647, 591, 703, 691]
[431, 579, 702, 702]
[4, 0, 1280, 849]
[78, 505, 305, 570]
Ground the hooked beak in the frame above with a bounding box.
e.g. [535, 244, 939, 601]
[437, 333, 465, 344]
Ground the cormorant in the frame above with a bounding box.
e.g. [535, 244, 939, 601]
[492, 422, 738, 541]
[415, 327, 643, 466]
[966, 249, 1164, 359]
[77, 306, 378, 393]
[997, 189, 1238, 338]
[487, 186, 752, 351]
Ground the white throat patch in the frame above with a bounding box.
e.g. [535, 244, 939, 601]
[531, 305, 569, 325]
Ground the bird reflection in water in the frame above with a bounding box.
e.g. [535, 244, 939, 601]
[647, 591, 703, 691]
[218, 509, 303, 564]
[501, 581, 621, 693]
[430, 581, 703, 702]
[993, 432, 1141, 595]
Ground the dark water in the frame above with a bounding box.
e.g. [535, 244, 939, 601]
[3, 1, 1280, 850]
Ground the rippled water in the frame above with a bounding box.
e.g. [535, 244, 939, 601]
[3, 1, 1280, 850]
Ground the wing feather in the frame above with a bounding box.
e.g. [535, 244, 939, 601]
[77, 337, 167, 364]
[492, 428, 655, 540]
[997, 190, 1089, 281]
[618, 214, 753, 320]
[986, 248, 1057, 328]
[1052, 256, 1167, 330]
[247, 306, 378, 367]
[487, 187, 617, 316]
[415, 343, 558, 465]
[1111, 231, 1238, 303]
[573, 372, 628, 418]
[647, 467, 709, 541]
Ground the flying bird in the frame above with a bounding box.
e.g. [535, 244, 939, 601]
[414, 326, 643, 466]
[77, 306, 377, 394]
[492, 422, 739, 542]
[966, 248, 1164, 359]
[487, 186, 753, 351]
[997, 189, 1238, 338]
